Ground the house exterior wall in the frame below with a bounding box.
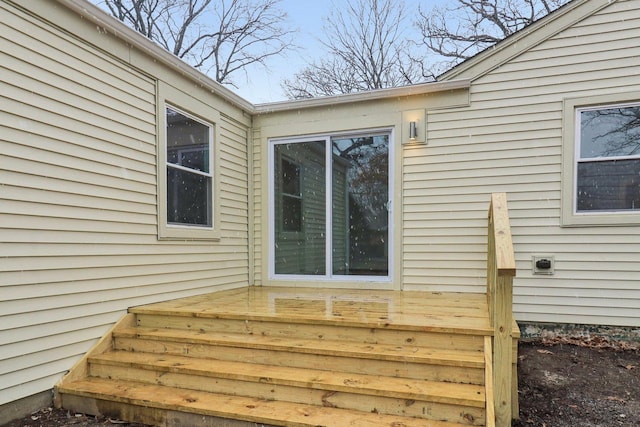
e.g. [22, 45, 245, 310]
[2, 0, 639, 413]
[0, 0, 250, 406]
[252, 91, 470, 289]
[412, 0, 640, 327]
[253, 105, 403, 289]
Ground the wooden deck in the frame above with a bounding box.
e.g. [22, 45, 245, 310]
[55, 194, 518, 426]
[135, 286, 495, 333]
[56, 286, 519, 427]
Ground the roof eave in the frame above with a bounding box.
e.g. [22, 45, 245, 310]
[439, 0, 615, 82]
[55, 0, 255, 113]
[52, 0, 470, 114]
[253, 79, 471, 114]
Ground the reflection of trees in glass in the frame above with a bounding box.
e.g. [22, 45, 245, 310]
[332, 135, 388, 275]
[332, 136, 388, 230]
[581, 106, 640, 157]
[578, 105, 640, 212]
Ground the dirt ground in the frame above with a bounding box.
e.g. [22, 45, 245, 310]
[514, 337, 639, 427]
[3, 338, 639, 427]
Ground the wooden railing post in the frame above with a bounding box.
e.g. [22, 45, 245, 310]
[486, 193, 516, 427]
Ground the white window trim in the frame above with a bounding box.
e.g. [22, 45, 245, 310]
[157, 81, 221, 240]
[268, 128, 394, 282]
[562, 92, 640, 227]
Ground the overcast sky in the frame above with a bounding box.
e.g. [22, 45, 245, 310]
[232, 0, 434, 104]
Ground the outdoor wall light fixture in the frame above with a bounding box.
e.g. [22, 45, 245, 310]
[402, 109, 426, 144]
[409, 121, 418, 140]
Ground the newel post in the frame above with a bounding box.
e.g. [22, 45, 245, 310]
[487, 193, 516, 427]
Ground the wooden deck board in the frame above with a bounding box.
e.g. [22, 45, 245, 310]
[89, 351, 486, 407]
[130, 287, 495, 335]
[134, 314, 488, 351]
[114, 327, 486, 368]
[113, 335, 486, 385]
[59, 378, 473, 427]
[88, 364, 485, 423]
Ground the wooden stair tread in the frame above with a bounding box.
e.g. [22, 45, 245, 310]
[129, 305, 494, 335]
[114, 327, 485, 368]
[90, 351, 485, 407]
[59, 377, 472, 427]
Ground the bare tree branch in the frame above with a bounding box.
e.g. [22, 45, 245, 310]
[97, 0, 295, 87]
[583, 108, 640, 157]
[282, 0, 421, 99]
[414, 0, 568, 76]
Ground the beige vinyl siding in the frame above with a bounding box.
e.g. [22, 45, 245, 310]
[0, 1, 249, 405]
[0, 0, 156, 401]
[406, 0, 640, 327]
[219, 113, 250, 240]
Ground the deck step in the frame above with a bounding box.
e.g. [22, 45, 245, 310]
[114, 327, 485, 368]
[89, 351, 485, 407]
[133, 313, 487, 350]
[113, 327, 485, 385]
[58, 378, 473, 427]
[128, 288, 494, 335]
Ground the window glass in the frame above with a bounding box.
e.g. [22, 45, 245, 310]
[166, 106, 213, 226]
[331, 135, 389, 276]
[281, 159, 301, 195]
[580, 106, 640, 158]
[577, 105, 640, 212]
[274, 142, 326, 275]
[167, 167, 212, 225]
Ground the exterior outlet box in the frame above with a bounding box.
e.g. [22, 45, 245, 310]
[532, 255, 555, 275]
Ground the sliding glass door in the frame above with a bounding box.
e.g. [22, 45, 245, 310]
[273, 140, 326, 275]
[270, 131, 391, 280]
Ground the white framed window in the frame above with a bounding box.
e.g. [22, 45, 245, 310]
[157, 82, 220, 240]
[269, 129, 393, 281]
[562, 93, 640, 226]
[166, 106, 213, 226]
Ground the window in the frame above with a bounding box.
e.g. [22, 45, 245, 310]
[270, 131, 392, 280]
[563, 94, 640, 226]
[166, 106, 213, 227]
[157, 82, 220, 240]
[577, 104, 640, 211]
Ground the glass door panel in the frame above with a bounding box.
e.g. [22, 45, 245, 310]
[273, 141, 326, 275]
[331, 135, 389, 276]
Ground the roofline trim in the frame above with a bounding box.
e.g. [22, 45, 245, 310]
[53, 0, 470, 114]
[56, 0, 255, 112]
[253, 79, 471, 114]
